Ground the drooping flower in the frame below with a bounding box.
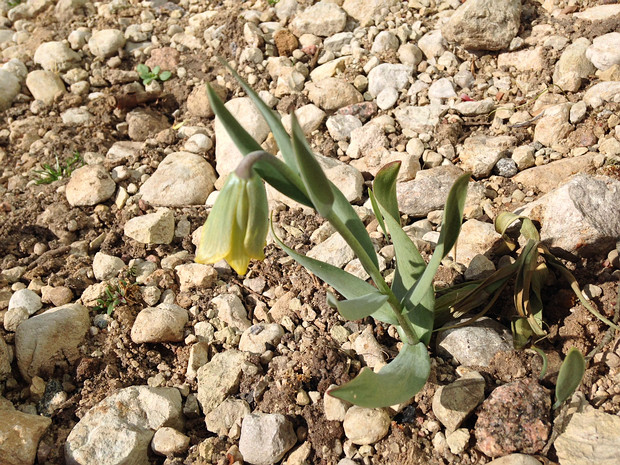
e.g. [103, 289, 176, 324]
[196, 171, 269, 275]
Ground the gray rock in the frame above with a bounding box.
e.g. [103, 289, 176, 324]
[239, 323, 284, 354]
[475, 379, 550, 457]
[464, 254, 496, 280]
[126, 108, 170, 141]
[586, 32, 620, 71]
[0, 335, 11, 380]
[151, 427, 190, 456]
[15, 303, 89, 381]
[454, 99, 495, 116]
[487, 455, 542, 465]
[553, 38, 596, 92]
[92, 252, 124, 281]
[367, 63, 413, 98]
[290, 2, 346, 37]
[442, 0, 521, 51]
[197, 350, 250, 414]
[432, 372, 485, 432]
[515, 174, 620, 258]
[205, 398, 251, 438]
[371, 31, 400, 54]
[494, 157, 518, 178]
[307, 232, 355, 268]
[460, 135, 516, 178]
[324, 385, 351, 421]
[26, 70, 66, 105]
[175, 263, 217, 292]
[428, 78, 456, 100]
[131, 304, 188, 343]
[4, 306, 29, 332]
[139, 152, 216, 206]
[396, 165, 464, 217]
[436, 317, 513, 367]
[88, 29, 126, 57]
[306, 78, 363, 111]
[124, 209, 175, 245]
[555, 410, 620, 465]
[212, 294, 251, 331]
[239, 413, 297, 465]
[343, 406, 390, 445]
[66, 164, 116, 206]
[583, 81, 620, 108]
[393, 104, 445, 133]
[214, 97, 270, 176]
[534, 104, 573, 147]
[574, 4, 620, 21]
[0, 407, 52, 465]
[326, 114, 362, 141]
[8, 288, 42, 315]
[342, 0, 398, 26]
[34, 41, 81, 72]
[65, 386, 183, 465]
[418, 30, 446, 60]
[0, 69, 21, 111]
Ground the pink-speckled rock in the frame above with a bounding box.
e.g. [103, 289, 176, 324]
[474, 378, 551, 457]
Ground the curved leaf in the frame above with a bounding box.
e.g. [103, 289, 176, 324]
[554, 348, 585, 409]
[373, 161, 401, 222]
[329, 342, 430, 408]
[327, 292, 388, 321]
[272, 223, 397, 325]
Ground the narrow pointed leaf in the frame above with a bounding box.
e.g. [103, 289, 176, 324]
[272, 223, 397, 325]
[369, 190, 388, 237]
[206, 84, 312, 207]
[512, 318, 535, 350]
[402, 173, 470, 311]
[219, 60, 297, 170]
[329, 342, 430, 408]
[373, 161, 401, 222]
[554, 348, 586, 409]
[327, 292, 389, 321]
[290, 114, 334, 217]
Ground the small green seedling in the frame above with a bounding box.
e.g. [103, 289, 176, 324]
[6, 0, 22, 9]
[33, 151, 84, 185]
[93, 278, 137, 315]
[136, 64, 172, 86]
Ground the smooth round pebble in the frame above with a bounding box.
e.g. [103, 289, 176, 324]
[343, 406, 390, 445]
[9, 289, 42, 315]
[151, 427, 190, 456]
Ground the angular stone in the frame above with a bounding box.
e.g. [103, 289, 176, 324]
[342, 0, 399, 26]
[442, 0, 521, 51]
[393, 104, 445, 133]
[34, 41, 81, 72]
[307, 232, 355, 268]
[239, 323, 284, 354]
[450, 219, 503, 267]
[290, 2, 347, 37]
[124, 209, 175, 245]
[239, 413, 297, 465]
[197, 350, 250, 414]
[498, 47, 546, 72]
[553, 38, 596, 92]
[131, 304, 188, 343]
[583, 81, 620, 108]
[151, 427, 190, 456]
[396, 165, 464, 217]
[436, 317, 513, 367]
[175, 263, 217, 292]
[65, 386, 183, 465]
[432, 372, 485, 432]
[586, 32, 620, 71]
[8, 289, 42, 315]
[205, 398, 250, 438]
[475, 379, 551, 457]
[367, 63, 413, 98]
[126, 108, 170, 141]
[512, 154, 599, 194]
[306, 78, 363, 111]
[555, 410, 620, 465]
[66, 164, 116, 206]
[92, 252, 125, 281]
[460, 135, 516, 178]
[534, 104, 573, 147]
[140, 152, 216, 206]
[0, 407, 52, 465]
[15, 303, 89, 381]
[574, 4, 620, 21]
[0, 69, 21, 111]
[515, 174, 620, 258]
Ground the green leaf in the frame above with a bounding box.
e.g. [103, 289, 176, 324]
[329, 342, 430, 408]
[495, 212, 540, 242]
[219, 59, 298, 171]
[136, 63, 149, 75]
[511, 318, 535, 350]
[143, 77, 153, 85]
[373, 161, 401, 222]
[152, 66, 160, 75]
[205, 84, 312, 207]
[554, 348, 585, 409]
[327, 292, 388, 321]
[159, 70, 172, 81]
[272, 223, 397, 325]
[290, 114, 334, 217]
[403, 173, 470, 312]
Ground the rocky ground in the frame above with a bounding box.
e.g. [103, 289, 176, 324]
[1, 0, 620, 464]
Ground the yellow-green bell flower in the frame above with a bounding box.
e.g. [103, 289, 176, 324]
[196, 171, 269, 275]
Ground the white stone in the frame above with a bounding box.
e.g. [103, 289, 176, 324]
[343, 406, 390, 445]
[583, 81, 620, 108]
[307, 232, 355, 268]
[212, 294, 251, 331]
[66, 164, 116, 206]
[239, 323, 284, 354]
[4, 306, 29, 332]
[92, 252, 124, 281]
[131, 304, 188, 343]
[34, 41, 81, 72]
[324, 384, 351, 421]
[175, 263, 217, 292]
[534, 104, 573, 147]
[151, 427, 190, 456]
[124, 209, 175, 245]
[290, 2, 346, 37]
[553, 38, 595, 92]
[586, 32, 620, 71]
[9, 289, 42, 315]
[428, 78, 456, 100]
[239, 413, 297, 465]
[197, 350, 251, 414]
[26, 70, 66, 105]
[432, 372, 485, 432]
[88, 29, 126, 57]
[0, 69, 21, 111]
[205, 398, 250, 438]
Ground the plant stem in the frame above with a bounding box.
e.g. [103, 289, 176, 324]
[327, 213, 418, 345]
